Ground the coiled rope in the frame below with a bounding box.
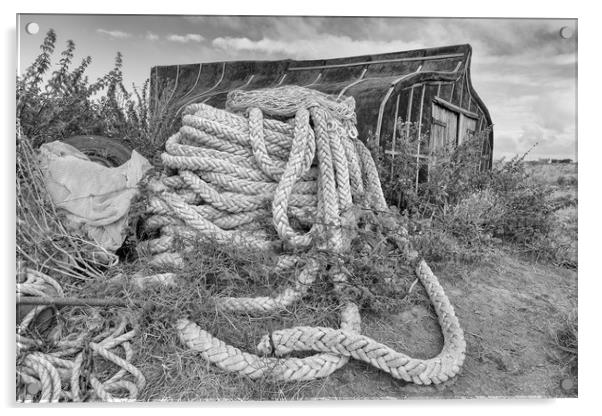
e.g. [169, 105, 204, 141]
[143, 85, 466, 385]
[16, 267, 146, 402]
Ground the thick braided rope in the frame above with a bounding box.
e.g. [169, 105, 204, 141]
[255, 259, 466, 385]
[149, 86, 465, 385]
[16, 269, 146, 402]
[153, 88, 361, 377]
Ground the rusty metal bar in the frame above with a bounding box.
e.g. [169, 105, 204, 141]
[17, 296, 138, 307]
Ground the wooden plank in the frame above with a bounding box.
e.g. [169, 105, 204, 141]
[386, 150, 429, 160]
[457, 113, 464, 146]
[433, 96, 479, 119]
[421, 83, 438, 140]
[446, 107, 459, 146]
[389, 94, 401, 180]
[415, 85, 426, 191]
[458, 71, 465, 109]
[404, 85, 415, 138]
[288, 53, 465, 71]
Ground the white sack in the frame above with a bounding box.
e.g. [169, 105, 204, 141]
[38, 141, 152, 251]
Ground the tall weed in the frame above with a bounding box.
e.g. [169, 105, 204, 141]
[17, 29, 177, 161]
[373, 119, 566, 266]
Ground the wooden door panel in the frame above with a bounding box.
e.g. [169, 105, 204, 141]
[431, 102, 458, 152]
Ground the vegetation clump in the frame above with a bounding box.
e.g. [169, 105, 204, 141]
[373, 121, 576, 267]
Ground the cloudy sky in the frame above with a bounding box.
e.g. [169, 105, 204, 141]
[18, 15, 577, 160]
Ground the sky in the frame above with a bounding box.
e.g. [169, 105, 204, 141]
[17, 15, 578, 160]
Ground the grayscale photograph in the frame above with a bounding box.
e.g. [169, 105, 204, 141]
[15, 13, 577, 402]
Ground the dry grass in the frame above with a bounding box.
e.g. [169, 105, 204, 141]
[16, 127, 116, 283]
[526, 162, 577, 186]
[547, 307, 578, 395]
[527, 162, 578, 268]
[71, 208, 420, 400]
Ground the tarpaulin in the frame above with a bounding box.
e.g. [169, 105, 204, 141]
[38, 141, 152, 251]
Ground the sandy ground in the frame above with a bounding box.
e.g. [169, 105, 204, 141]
[283, 252, 578, 399]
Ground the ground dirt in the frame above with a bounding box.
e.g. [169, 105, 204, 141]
[289, 253, 578, 399]
[133, 249, 577, 401]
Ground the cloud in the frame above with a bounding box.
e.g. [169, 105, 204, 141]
[146, 31, 159, 41]
[96, 28, 132, 39]
[212, 35, 423, 60]
[166, 33, 204, 43]
[206, 18, 576, 160]
[110, 16, 574, 159]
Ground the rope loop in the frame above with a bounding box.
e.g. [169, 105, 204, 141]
[143, 85, 465, 386]
[16, 269, 146, 402]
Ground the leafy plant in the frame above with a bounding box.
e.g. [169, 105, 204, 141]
[372, 118, 564, 265]
[17, 29, 178, 161]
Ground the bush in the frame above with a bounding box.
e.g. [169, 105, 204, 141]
[557, 175, 578, 187]
[441, 189, 503, 243]
[17, 29, 177, 161]
[492, 184, 553, 245]
[372, 119, 563, 265]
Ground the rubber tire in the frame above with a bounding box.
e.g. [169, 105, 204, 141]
[62, 135, 133, 167]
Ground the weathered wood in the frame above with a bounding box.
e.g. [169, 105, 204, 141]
[415, 85, 426, 191]
[306, 72, 323, 86]
[180, 64, 203, 102]
[433, 96, 479, 119]
[152, 43, 494, 175]
[375, 69, 422, 145]
[458, 71, 465, 109]
[404, 86, 415, 139]
[276, 73, 287, 85]
[288, 52, 465, 71]
[389, 94, 402, 180]
[338, 67, 368, 98]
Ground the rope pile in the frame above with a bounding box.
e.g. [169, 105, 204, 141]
[16, 267, 146, 402]
[142, 85, 466, 385]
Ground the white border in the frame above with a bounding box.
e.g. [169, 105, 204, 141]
[2, 1, 597, 415]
